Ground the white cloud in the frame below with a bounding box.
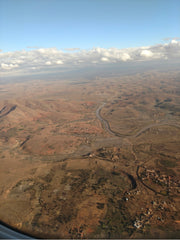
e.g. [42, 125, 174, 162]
[171, 39, 178, 44]
[1, 63, 19, 70]
[140, 50, 153, 58]
[38, 48, 46, 54]
[121, 53, 131, 61]
[101, 57, 110, 62]
[45, 61, 52, 65]
[56, 60, 63, 64]
[0, 40, 180, 76]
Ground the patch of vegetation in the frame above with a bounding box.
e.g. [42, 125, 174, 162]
[96, 202, 105, 209]
[32, 212, 42, 227]
[164, 98, 172, 102]
[155, 98, 160, 103]
[6, 127, 17, 137]
[156, 160, 176, 176]
[160, 159, 177, 168]
[160, 190, 169, 196]
[97, 199, 134, 238]
[154, 101, 180, 113]
[40, 169, 54, 183]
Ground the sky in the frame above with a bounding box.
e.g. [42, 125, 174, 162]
[0, 0, 180, 77]
[0, 0, 180, 51]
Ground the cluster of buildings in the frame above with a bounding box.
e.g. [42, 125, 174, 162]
[140, 167, 180, 194]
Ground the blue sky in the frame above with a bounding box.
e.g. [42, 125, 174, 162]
[0, 0, 180, 52]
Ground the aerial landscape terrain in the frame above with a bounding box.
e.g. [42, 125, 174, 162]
[0, 1, 180, 238]
[0, 69, 179, 238]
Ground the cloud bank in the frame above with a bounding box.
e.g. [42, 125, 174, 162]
[0, 40, 180, 76]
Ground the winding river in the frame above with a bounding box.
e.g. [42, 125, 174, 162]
[96, 103, 123, 137]
[96, 102, 180, 138]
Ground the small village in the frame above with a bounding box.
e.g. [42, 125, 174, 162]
[139, 166, 180, 195]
